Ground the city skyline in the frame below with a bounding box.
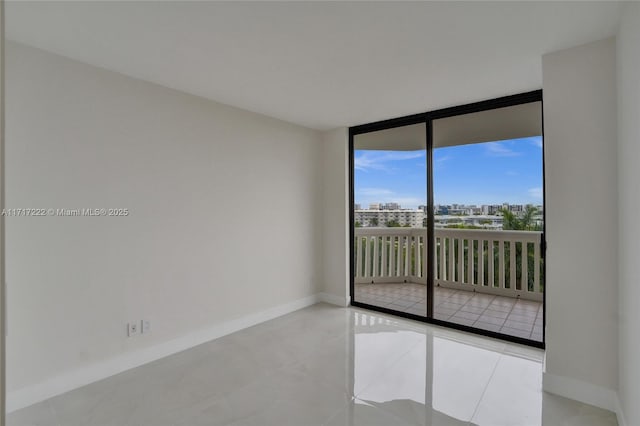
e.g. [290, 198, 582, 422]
[354, 136, 544, 209]
[355, 202, 543, 211]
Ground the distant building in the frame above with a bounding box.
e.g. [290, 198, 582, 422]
[437, 205, 449, 215]
[355, 202, 543, 229]
[381, 202, 400, 210]
[354, 209, 425, 228]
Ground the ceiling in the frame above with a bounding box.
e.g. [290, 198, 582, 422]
[6, 1, 622, 130]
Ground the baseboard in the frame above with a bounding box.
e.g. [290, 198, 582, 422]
[613, 393, 628, 426]
[6, 293, 320, 413]
[542, 372, 618, 414]
[317, 292, 350, 307]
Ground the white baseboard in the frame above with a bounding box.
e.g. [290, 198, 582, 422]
[613, 394, 628, 426]
[317, 292, 350, 307]
[542, 372, 618, 413]
[6, 294, 320, 413]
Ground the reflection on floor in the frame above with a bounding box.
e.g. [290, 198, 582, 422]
[8, 304, 615, 426]
[355, 283, 543, 342]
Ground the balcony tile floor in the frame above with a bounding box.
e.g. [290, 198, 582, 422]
[355, 283, 543, 342]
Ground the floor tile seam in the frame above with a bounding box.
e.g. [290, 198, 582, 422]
[502, 317, 536, 333]
[435, 286, 456, 302]
[528, 310, 542, 338]
[503, 314, 536, 325]
[404, 299, 427, 311]
[468, 353, 504, 423]
[530, 307, 544, 338]
[507, 313, 538, 323]
[465, 291, 495, 305]
[390, 299, 426, 306]
[502, 322, 531, 334]
[472, 316, 505, 329]
[499, 329, 530, 340]
[467, 294, 496, 327]
[351, 335, 428, 401]
[502, 298, 521, 326]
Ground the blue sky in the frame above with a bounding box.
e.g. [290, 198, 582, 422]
[354, 136, 543, 209]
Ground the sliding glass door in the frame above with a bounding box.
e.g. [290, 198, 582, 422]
[351, 122, 429, 317]
[350, 91, 544, 347]
[431, 101, 544, 343]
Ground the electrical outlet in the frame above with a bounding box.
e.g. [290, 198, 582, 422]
[141, 320, 151, 334]
[127, 322, 138, 337]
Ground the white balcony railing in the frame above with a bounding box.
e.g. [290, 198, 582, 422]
[354, 228, 543, 301]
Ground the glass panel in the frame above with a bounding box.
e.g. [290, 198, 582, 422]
[352, 122, 428, 317]
[432, 101, 544, 342]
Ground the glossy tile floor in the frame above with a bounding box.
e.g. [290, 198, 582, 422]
[355, 283, 543, 341]
[8, 304, 615, 426]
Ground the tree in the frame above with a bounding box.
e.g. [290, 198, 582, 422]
[355, 221, 362, 228]
[500, 206, 543, 292]
[370, 217, 379, 226]
[521, 205, 541, 231]
[500, 206, 541, 231]
[386, 220, 401, 227]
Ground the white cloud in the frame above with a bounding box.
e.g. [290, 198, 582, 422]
[355, 150, 426, 172]
[511, 136, 542, 148]
[485, 142, 522, 157]
[434, 154, 452, 170]
[531, 137, 543, 148]
[358, 187, 394, 196]
[528, 187, 543, 199]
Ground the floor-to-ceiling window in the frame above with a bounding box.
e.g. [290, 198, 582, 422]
[350, 91, 545, 347]
[352, 121, 428, 318]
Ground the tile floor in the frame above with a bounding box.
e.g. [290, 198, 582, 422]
[355, 283, 543, 341]
[8, 304, 615, 426]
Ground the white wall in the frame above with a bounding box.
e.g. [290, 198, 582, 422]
[4, 41, 323, 409]
[0, 2, 6, 423]
[542, 38, 619, 410]
[320, 128, 349, 306]
[617, 3, 640, 425]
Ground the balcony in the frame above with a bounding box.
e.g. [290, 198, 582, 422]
[354, 227, 544, 341]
